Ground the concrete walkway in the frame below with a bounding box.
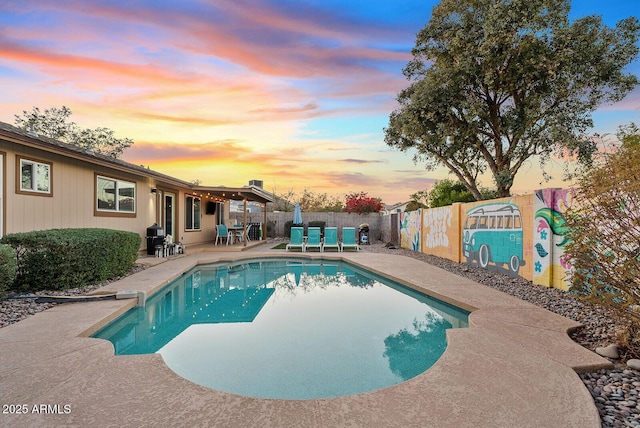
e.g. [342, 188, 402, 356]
[0, 243, 612, 427]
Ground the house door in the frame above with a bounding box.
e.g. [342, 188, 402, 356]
[162, 192, 176, 238]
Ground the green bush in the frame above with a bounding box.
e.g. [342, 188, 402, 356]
[284, 221, 326, 238]
[0, 244, 17, 298]
[308, 221, 326, 235]
[0, 228, 141, 292]
[266, 220, 277, 238]
[284, 221, 297, 238]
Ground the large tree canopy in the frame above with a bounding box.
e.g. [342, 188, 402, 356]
[385, 0, 639, 199]
[15, 106, 133, 158]
[428, 179, 497, 208]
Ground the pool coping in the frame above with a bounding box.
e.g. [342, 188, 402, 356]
[0, 248, 613, 427]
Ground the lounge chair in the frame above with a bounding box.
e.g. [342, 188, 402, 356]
[305, 227, 322, 252]
[322, 227, 340, 252]
[340, 227, 360, 251]
[215, 224, 232, 245]
[286, 227, 305, 251]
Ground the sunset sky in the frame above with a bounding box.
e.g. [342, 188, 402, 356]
[1, 1, 639, 204]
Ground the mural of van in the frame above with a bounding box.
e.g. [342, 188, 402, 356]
[462, 203, 525, 275]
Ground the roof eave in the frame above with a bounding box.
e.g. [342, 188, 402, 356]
[0, 122, 192, 188]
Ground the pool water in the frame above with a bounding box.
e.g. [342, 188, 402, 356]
[94, 258, 469, 400]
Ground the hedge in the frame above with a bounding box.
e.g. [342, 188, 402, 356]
[0, 244, 17, 298]
[284, 221, 298, 239]
[308, 221, 326, 235]
[0, 228, 141, 292]
[284, 221, 327, 238]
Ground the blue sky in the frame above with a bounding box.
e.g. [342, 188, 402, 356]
[0, 0, 638, 204]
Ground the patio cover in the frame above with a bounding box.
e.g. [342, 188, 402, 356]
[194, 186, 274, 205]
[193, 185, 274, 245]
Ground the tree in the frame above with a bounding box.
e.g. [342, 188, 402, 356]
[429, 179, 498, 207]
[617, 123, 640, 149]
[428, 179, 476, 207]
[298, 188, 344, 212]
[14, 106, 133, 158]
[345, 192, 384, 214]
[384, 0, 639, 199]
[406, 190, 429, 211]
[267, 188, 344, 212]
[563, 123, 640, 355]
[268, 188, 296, 212]
[405, 200, 426, 212]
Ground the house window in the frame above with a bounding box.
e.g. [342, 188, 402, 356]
[96, 175, 136, 213]
[185, 196, 201, 231]
[19, 157, 51, 194]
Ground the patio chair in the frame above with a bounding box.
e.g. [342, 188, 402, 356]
[322, 227, 340, 252]
[215, 224, 232, 245]
[305, 227, 322, 252]
[286, 227, 305, 251]
[340, 227, 360, 251]
[233, 224, 246, 243]
[244, 224, 253, 242]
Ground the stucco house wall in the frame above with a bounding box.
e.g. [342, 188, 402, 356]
[0, 122, 235, 252]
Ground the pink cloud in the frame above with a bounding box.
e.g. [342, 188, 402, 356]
[0, 38, 199, 88]
[8, 0, 409, 80]
[597, 87, 640, 112]
[123, 140, 311, 165]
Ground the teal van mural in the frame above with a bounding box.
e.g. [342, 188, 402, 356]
[462, 202, 525, 276]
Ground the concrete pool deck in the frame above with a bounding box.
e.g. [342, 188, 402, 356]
[0, 244, 613, 427]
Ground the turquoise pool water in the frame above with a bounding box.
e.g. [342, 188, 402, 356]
[93, 258, 469, 400]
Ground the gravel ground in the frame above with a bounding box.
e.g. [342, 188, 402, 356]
[0, 265, 146, 328]
[0, 243, 637, 427]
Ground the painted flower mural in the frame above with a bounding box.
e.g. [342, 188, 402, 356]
[400, 210, 421, 251]
[533, 189, 575, 290]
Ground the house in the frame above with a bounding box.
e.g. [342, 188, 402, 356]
[0, 121, 273, 251]
[382, 201, 411, 215]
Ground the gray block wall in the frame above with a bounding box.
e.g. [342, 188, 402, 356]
[230, 211, 394, 242]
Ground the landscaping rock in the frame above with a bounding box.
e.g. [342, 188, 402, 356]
[597, 344, 621, 359]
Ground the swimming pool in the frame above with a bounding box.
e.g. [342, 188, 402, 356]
[93, 258, 469, 400]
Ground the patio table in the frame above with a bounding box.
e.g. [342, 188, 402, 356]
[228, 225, 246, 244]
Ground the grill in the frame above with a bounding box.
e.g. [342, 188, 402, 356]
[145, 223, 165, 255]
[358, 223, 370, 245]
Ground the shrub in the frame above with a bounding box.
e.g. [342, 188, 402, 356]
[267, 220, 277, 238]
[345, 192, 383, 214]
[564, 130, 640, 356]
[308, 221, 326, 235]
[284, 221, 303, 239]
[0, 244, 17, 298]
[0, 228, 141, 292]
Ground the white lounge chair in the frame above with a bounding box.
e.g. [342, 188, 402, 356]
[305, 227, 322, 252]
[322, 227, 340, 252]
[340, 227, 360, 251]
[286, 227, 305, 251]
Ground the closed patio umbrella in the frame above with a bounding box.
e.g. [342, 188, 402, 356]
[293, 203, 303, 225]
